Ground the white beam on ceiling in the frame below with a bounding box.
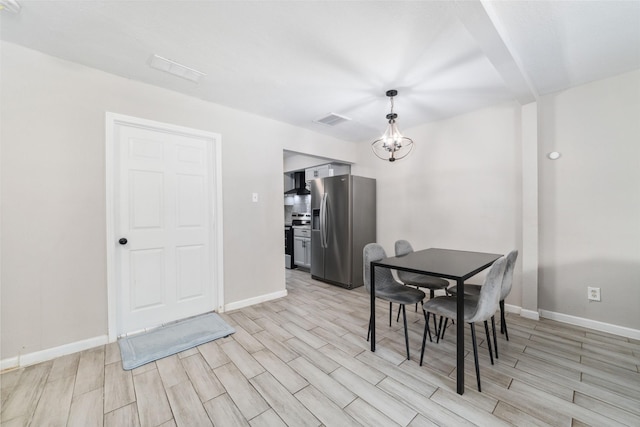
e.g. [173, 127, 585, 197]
[455, 0, 537, 104]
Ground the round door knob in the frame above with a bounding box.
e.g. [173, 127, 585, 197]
[119, 238, 128, 245]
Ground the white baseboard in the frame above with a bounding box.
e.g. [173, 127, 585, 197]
[503, 303, 540, 319]
[0, 335, 109, 371]
[519, 308, 540, 321]
[224, 289, 288, 312]
[539, 309, 640, 340]
[504, 304, 637, 338]
[0, 357, 20, 372]
[504, 303, 521, 314]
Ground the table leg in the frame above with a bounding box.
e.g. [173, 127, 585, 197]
[370, 264, 376, 351]
[456, 278, 465, 394]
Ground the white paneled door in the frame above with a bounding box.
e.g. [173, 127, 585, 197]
[108, 115, 221, 337]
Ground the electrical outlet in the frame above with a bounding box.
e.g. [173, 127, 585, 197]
[588, 287, 601, 302]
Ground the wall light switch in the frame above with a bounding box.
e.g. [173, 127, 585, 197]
[252, 193, 259, 203]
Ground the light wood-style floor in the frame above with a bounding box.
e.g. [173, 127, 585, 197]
[2, 268, 640, 426]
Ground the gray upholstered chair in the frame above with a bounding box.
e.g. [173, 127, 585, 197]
[420, 255, 507, 392]
[446, 249, 518, 357]
[394, 240, 450, 334]
[394, 240, 450, 301]
[363, 243, 426, 360]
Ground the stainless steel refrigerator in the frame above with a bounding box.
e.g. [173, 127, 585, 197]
[310, 175, 376, 289]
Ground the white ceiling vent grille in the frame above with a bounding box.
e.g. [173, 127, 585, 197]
[314, 113, 351, 127]
[149, 55, 206, 83]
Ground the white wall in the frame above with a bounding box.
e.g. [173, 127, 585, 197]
[0, 42, 359, 360]
[358, 102, 523, 303]
[538, 70, 640, 330]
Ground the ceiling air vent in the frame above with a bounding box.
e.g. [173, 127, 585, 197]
[149, 55, 206, 83]
[314, 113, 351, 127]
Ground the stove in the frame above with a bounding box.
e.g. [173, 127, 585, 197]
[291, 212, 311, 226]
[285, 224, 294, 269]
[285, 212, 310, 269]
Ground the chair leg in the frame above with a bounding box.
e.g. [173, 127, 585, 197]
[420, 310, 432, 365]
[431, 312, 437, 337]
[401, 304, 410, 360]
[441, 317, 449, 340]
[500, 300, 509, 341]
[484, 321, 494, 365]
[390, 302, 394, 326]
[367, 316, 371, 342]
[491, 315, 498, 359]
[470, 323, 481, 392]
[396, 303, 401, 322]
[419, 289, 432, 318]
[436, 316, 445, 343]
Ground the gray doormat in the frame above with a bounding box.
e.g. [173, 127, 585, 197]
[118, 312, 235, 370]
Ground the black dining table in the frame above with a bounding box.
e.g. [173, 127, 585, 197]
[370, 247, 502, 395]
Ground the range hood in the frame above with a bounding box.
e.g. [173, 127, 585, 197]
[285, 171, 310, 195]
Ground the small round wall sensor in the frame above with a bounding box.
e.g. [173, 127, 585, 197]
[547, 151, 561, 160]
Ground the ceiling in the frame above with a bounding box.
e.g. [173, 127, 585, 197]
[2, 1, 639, 143]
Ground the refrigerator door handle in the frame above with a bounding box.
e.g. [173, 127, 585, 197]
[321, 193, 328, 248]
[320, 193, 325, 248]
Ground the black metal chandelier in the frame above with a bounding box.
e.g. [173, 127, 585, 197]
[371, 90, 414, 162]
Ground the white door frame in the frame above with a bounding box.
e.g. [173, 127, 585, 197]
[105, 112, 224, 342]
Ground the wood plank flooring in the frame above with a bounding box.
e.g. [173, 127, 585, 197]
[2, 268, 639, 426]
